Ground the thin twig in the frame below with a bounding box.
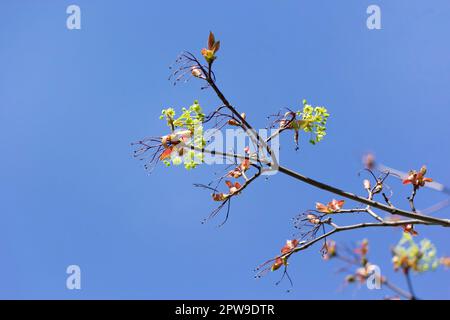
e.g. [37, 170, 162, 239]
[382, 278, 414, 300]
[408, 187, 418, 213]
[404, 270, 418, 300]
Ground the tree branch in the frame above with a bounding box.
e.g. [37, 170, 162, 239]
[277, 165, 450, 227]
[174, 50, 450, 228]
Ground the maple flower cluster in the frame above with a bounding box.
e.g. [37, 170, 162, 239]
[279, 100, 330, 148]
[159, 100, 205, 169]
[391, 233, 439, 274]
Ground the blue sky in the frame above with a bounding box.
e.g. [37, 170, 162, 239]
[0, 0, 449, 299]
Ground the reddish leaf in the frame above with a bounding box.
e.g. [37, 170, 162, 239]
[281, 239, 299, 254]
[212, 193, 226, 202]
[208, 32, 215, 50]
[212, 40, 220, 53]
[271, 257, 284, 271]
[315, 202, 329, 213]
[328, 199, 345, 211]
[159, 147, 173, 160]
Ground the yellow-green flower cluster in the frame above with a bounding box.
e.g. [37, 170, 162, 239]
[297, 99, 330, 145]
[392, 233, 439, 273]
[160, 100, 205, 131]
[159, 100, 206, 170]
